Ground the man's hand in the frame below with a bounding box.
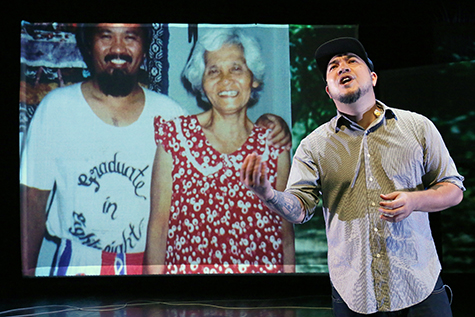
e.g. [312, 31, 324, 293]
[255, 113, 291, 150]
[241, 153, 305, 224]
[240, 153, 274, 200]
[379, 182, 463, 223]
[378, 192, 414, 222]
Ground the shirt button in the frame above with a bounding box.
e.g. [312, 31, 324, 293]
[374, 228, 378, 232]
[371, 202, 376, 206]
[376, 254, 381, 258]
[369, 177, 374, 182]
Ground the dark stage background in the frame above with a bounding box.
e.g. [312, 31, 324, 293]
[4, 0, 475, 315]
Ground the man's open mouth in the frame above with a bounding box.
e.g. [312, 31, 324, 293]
[340, 76, 353, 85]
[111, 59, 126, 65]
[105, 54, 133, 65]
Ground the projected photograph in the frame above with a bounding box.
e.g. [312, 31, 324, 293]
[20, 22, 294, 276]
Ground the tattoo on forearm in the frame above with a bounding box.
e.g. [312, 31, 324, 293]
[264, 191, 303, 222]
[430, 184, 443, 191]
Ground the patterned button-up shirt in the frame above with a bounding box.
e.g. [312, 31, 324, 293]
[285, 101, 464, 314]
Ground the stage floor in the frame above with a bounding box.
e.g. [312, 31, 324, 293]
[1, 273, 471, 316]
[1, 295, 334, 316]
[1, 292, 472, 316]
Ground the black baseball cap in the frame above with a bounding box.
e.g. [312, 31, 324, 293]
[315, 37, 374, 79]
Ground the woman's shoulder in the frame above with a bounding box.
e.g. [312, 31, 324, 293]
[154, 114, 202, 139]
[251, 124, 269, 137]
[155, 114, 196, 126]
[249, 125, 287, 155]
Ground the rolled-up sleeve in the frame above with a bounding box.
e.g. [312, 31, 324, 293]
[421, 116, 465, 191]
[285, 137, 321, 223]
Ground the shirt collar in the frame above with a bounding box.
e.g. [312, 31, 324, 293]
[334, 100, 397, 132]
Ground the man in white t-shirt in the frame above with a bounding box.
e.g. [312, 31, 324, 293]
[20, 23, 291, 276]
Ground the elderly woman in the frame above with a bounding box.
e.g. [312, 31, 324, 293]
[144, 28, 294, 274]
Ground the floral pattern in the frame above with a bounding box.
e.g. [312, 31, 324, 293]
[155, 115, 285, 274]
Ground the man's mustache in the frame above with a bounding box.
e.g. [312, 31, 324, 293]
[104, 54, 133, 63]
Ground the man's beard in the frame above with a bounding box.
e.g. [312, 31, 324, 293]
[333, 82, 372, 104]
[336, 88, 362, 104]
[96, 69, 137, 97]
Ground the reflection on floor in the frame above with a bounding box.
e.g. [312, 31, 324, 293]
[1, 274, 471, 316]
[2, 291, 472, 316]
[1, 295, 334, 316]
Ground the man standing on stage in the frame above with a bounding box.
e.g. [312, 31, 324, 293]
[241, 37, 464, 316]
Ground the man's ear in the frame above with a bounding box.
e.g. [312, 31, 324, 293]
[371, 72, 378, 87]
[325, 85, 333, 99]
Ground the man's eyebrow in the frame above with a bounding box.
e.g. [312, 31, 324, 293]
[327, 60, 338, 68]
[94, 27, 112, 36]
[327, 56, 343, 68]
[328, 53, 361, 66]
[334, 53, 359, 60]
[94, 27, 141, 36]
[125, 29, 142, 36]
[345, 53, 362, 61]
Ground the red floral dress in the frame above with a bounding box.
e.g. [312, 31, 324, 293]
[154, 115, 286, 274]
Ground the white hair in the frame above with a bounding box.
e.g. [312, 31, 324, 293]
[182, 28, 265, 105]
